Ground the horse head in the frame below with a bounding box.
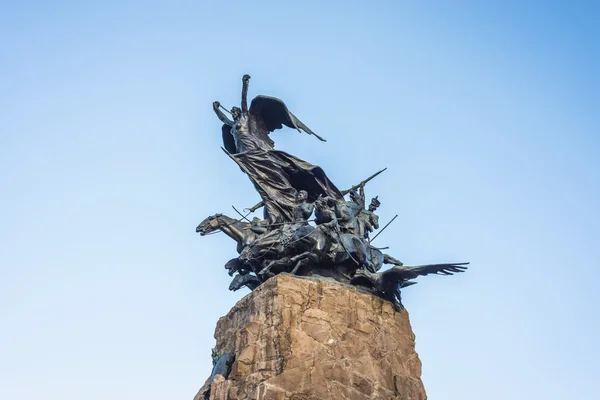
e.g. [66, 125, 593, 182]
[224, 257, 251, 276]
[228, 274, 246, 291]
[228, 273, 261, 292]
[196, 213, 224, 235]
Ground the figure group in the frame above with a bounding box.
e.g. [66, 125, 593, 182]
[196, 75, 469, 311]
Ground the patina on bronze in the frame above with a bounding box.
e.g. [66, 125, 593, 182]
[196, 74, 469, 311]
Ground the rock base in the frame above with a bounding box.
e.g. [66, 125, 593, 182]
[195, 274, 426, 400]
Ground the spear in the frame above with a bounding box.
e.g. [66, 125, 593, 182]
[369, 214, 398, 243]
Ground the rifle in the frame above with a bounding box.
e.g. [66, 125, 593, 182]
[341, 168, 387, 196]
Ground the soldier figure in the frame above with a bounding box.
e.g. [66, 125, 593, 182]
[356, 196, 381, 240]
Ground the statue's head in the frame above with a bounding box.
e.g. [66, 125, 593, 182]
[231, 106, 242, 120]
[368, 196, 380, 212]
[314, 196, 334, 210]
[211, 348, 219, 365]
[228, 274, 246, 291]
[196, 213, 223, 235]
[224, 258, 240, 276]
[314, 196, 326, 210]
[251, 217, 269, 230]
[296, 190, 308, 203]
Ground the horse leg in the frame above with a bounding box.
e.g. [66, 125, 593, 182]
[289, 252, 318, 275]
[259, 257, 292, 277]
[348, 236, 377, 272]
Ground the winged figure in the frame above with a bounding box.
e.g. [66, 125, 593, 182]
[352, 262, 470, 311]
[212, 75, 342, 224]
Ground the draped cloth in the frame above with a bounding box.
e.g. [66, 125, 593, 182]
[227, 149, 343, 224]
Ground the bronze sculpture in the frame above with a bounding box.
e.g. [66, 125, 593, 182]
[197, 74, 469, 311]
[212, 74, 342, 225]
[202, 351, 235, 400]
[351, 263, 469, 311]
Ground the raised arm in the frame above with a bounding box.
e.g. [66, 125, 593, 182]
[213, 101, 234, 126]
[241, 74, 250, 113]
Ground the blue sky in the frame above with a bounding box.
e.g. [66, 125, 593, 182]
[1, 1, 598, 399]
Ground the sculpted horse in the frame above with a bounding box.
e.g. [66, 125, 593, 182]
[195, 213, 404, 280]
[257, 223, 406, 277]
[257, 224, 376, 277]
[196, 213, 291, 278]
[196, 214, 259, 254]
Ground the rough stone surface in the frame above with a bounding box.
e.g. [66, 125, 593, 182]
[194, 274, 427, 400]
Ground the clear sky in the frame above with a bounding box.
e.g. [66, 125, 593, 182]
[1, 1, 599, 399]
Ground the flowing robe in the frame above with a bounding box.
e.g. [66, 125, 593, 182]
[224, 113, 342, 224]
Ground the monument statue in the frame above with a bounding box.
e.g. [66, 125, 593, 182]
[196, 74, 469, 310]
[212, 74, 341, 225]
[202, 350, 235, 400]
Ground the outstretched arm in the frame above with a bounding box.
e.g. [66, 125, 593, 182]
[241, 74, 250, 113]
[356, 185, 366, 208]
[213, 101, 234, 126]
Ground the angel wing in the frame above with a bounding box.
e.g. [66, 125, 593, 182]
[249, 95, 327, 142]
[382, 262, 469, 281]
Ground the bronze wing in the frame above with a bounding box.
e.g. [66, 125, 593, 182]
[249, 95, 326, 142]
[383, 263, 470, 281]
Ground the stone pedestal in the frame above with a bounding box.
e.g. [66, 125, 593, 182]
[195, 274, 427, 400]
